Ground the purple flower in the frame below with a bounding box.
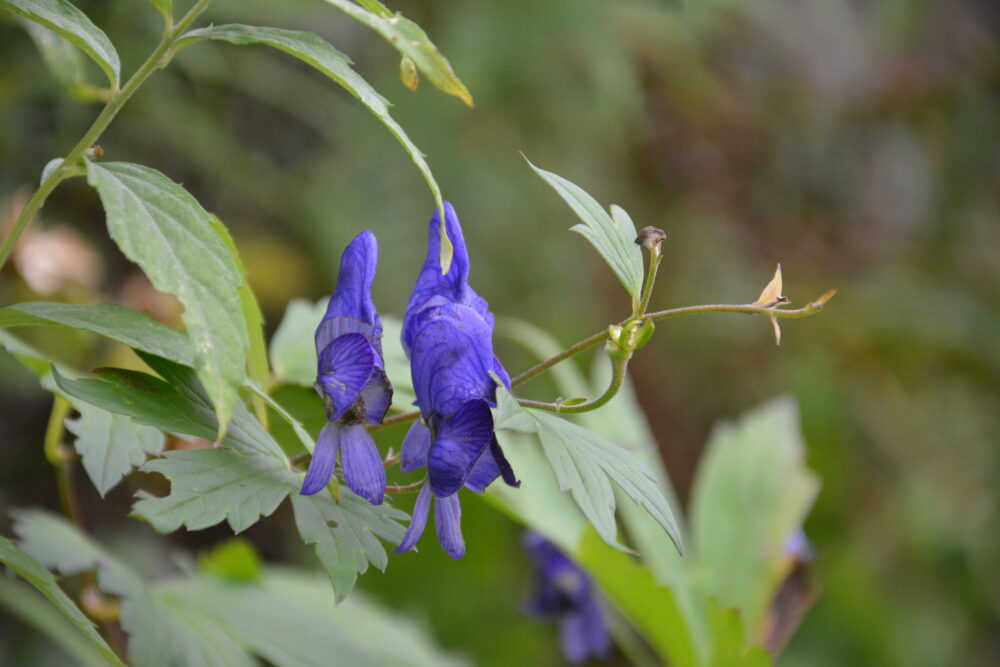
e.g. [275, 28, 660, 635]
[523, 532, 611, 665]
[300, 231, 392, 504]
[394, 203, 518, 559]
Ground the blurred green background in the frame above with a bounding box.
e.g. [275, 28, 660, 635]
[2, 0, 998, 664]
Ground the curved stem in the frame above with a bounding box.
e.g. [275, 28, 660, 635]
[636, 245, 663, 316]
[369, 410, 419, 433]
[0, 0, 214, 270]
[516, 351, 630, 414]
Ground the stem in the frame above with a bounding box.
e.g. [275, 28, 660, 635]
[0, 0, 214, 270]
[516, 350, 631, 414]
[386, 479, 426, 494]
[646, 300, 831, 322]
[510, 328, 611, 389]
[368, 410, 419, 433]
[636, 245, 663, 316]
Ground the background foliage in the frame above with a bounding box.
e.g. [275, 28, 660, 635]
[1, 0, 998, 665]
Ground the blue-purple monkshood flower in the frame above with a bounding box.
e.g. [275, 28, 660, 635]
[393, 202, 519, 559]
[522, 532, 612, 665]
[299, 230, 392, 505]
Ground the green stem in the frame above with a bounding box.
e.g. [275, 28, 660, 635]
[510, 328, 612, 389]
[635, 244, 663, 316]
[0, 0, 214, 270]
[515, 349, 631, 414]
[645, 300, 831, 322]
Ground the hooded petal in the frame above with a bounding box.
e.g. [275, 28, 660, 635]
[317, 332, 375, 421]
[400, 421, 432, 471]
[300, 422, 340, 496]
[434, 492, 465, 559]
[410, 303, 494, 417]
[339, 424, 386, 505]
[394, 483, 432, 554]
[427, 399, 494, 497]
[326, 230, 378, 324]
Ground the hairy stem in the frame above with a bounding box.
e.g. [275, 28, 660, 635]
[0, 0, 214, 270]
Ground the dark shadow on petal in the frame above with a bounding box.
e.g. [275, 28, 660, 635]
[427, 399, 494, 497]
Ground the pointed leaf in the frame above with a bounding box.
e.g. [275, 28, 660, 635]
[0, 534, 124, 666]
[292, 488, 408, 601]
[1, 0, 120, 86]
[134, 449, 295, 533]
[494, 385, 682, 554]
[0, 302, 194, 365]
[86, 161, 248, 436]
[318, 1, 472, 106]
[174, 24, 446, 265]
[753, 264, 784, 307]
[525, 157, 644, 298]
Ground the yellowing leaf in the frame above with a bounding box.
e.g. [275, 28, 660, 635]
[754, 264, 785, 307]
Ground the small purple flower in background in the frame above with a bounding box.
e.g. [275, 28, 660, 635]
[300, 230, 392, 504]
[523, 532, 611, 665]
[394, 203, 519, 559]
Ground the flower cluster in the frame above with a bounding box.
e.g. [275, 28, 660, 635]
[300, 230, 392, 504]
[394, 203, 520, 559]
[299, 205, 518, 559]
[522, 532, 611, 665]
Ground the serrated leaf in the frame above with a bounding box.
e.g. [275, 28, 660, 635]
[174, 24, 447, 267]
[209, 215, 270, 425]
[319, 1, 472, 107]
[134, 449, 294, 534]
[494, 385, 682, 554]
[269, 298, 326, 386]
[1, 0, 120, 86]
[292, 489, 407, 601]
[0, 533, 124, 666]
[690, 398, 819, 643]
[525, 157, 644, 299]
[86, 161, 248, 437]
[66, 401, 165, 496]
[53, 352, 286, 462]
[0, 302, 194, 365]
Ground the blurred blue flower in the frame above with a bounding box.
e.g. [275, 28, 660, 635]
[300, 230, 392, 504]
[394, 203, 518, 559]
[523, 532, 611, 665]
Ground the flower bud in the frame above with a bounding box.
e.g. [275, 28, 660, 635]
[635, 226, 666, 250]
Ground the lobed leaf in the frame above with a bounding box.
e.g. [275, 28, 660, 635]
[0, 532, 124, 666]
[66, 401, 165, 497]
[494, 385, 682, 554]
[86, 161, 248, 437]
[292, 489, 408, 601]
[133, 449, 294, 534]
[525, 157, 645, 299]
[1, 0, 120, 86]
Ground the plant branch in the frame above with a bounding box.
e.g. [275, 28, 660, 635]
[636, 244, 663, 316]
[516, 349, 631, 414]
[0, 0, 215, 270]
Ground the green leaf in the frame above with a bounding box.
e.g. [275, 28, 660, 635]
[0, 301, 194, 365]
[0, 534, 124, 666]
[65, 401, 165, 496]
[53, 352, 286, 462]
[318, 1, 472, 107]
[147, 0, 170, 21]
[690, 397, 819, 644]
[292, 488, 408, 601]
[246, 381, 316, 454]
[579, 528, 699, 667]
[269, 298, 326, 386]
[0, 576, 110, 667]
[1, 0, 120, 87]
[156, 571, 469, 667]
[13, 510, 255, 667]
[133, 448, 294, 533]
[525, 156, 644, 299]
[173, 24, 447, 268]
[209, 215, 270, 425]
[198, 538, 262, 582]
[19, 20, 91, 97]
[86, 161, 248, 437]
[495, 384, 682, 554]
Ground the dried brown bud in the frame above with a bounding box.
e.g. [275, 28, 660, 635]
[84, 144, 104, 160]
[635, 226, 666, 249]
